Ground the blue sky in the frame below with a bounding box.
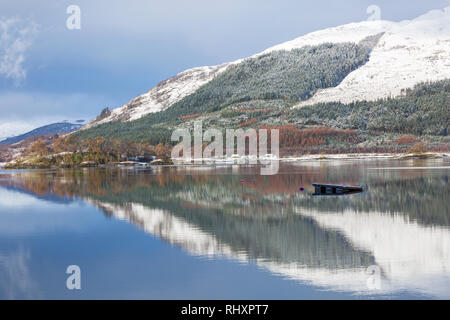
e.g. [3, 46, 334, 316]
[0, 0, 449, 140]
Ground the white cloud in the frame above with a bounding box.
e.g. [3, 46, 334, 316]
[0, 121, 37, 141]
[0, 247, 41, 299]
[0, 91, 115, 141]
[0, 188, 42, 207]
[0, 118, 77, 141]
[0, 17, 38, 84]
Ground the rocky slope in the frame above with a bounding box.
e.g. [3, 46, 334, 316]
[83, 63, 231, 129]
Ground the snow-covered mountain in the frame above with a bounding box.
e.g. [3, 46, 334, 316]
[297, 7, 450, 107]
[84, 7, 450, 128]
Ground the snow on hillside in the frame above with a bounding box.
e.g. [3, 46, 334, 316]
[297, 7, 450, 107]
[83, 63, 231, 129]
[262, 20, 394, 53]
[84, 7, 450, 128]
[84, 19, 395, 129]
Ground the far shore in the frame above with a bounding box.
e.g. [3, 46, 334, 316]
[280, 152, 450, 161]
[2, 152, 449, 170]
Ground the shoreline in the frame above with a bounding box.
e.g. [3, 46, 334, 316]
[2, 152, 449, 170]
[280, 152, 450, 161]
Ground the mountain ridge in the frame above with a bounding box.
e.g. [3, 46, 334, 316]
[82, 19, 395, 129]
[0, 122, 82, 146]
[83, 7, 450, 130]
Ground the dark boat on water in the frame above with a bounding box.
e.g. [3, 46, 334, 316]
[312, 183, 364, 196]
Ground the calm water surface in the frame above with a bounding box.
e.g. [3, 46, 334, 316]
[0, 159, 449, 299]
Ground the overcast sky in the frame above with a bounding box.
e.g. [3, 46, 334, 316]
[0, 0, 449, 139]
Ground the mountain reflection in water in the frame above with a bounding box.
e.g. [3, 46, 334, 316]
[0, 160, 449, 298]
